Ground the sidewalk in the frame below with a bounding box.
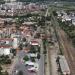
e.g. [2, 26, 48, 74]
[45, 48, 51, 75]
[50, 43, 59, 75]
[50, 52, 58, 75]
[45, 42, 59, 75]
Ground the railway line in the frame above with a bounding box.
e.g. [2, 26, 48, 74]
[58, 29, 75, 75]
[51, 13, 75, 75]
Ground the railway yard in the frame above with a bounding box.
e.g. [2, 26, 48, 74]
[58, 29, 75, 75]
[51, 10, 75, 75]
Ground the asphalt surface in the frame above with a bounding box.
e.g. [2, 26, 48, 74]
[38, 54, 44, 75]
[11, 50, 36, 75]
[11, 50, 45, 75]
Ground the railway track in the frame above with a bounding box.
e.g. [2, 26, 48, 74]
[58, 28, 75, 75]
[51, 14, 75, 75]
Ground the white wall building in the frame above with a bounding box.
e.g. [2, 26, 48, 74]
[13, 38, 18, 49]
[0, 48, 11, 55]
[4, 0, 16, 2]
[72, 20, 75, 25]
[56, 11, 62, 17]
[62, 15, 71, 22]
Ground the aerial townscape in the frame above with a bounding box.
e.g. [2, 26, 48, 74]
[0, 0, 75, 75]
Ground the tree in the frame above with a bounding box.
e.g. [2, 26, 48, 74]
[22, 38, 26, 42]
[38, 16, 45, 26]
[0, 71, 2, 75]
[38, 47, 40, 53]
[0, 66, 2, 71]
[43, 50, 47, 54]
[5, 59, 11, 64]
[30, 57, 35, 62]
[4, 21, 8, 25]
[10, 48, 16, 56]
[0, 66, 2, 75]
[5, 55, 9, 59]
[56, 56, 60, 64]
[37, 53, 40, 60]
[72, 38, 75, 46]
[4, 71, 9, 75]
[53, 11, 57, 16]
[15, 17, 24, 29]
[30, 46, 36, 53]
[46, 16, 51, 21]
[0, 0, 5, 4]
[23, 55, 29, 61]
[19, 44, 23, 50]
[17, 71, 23, 75]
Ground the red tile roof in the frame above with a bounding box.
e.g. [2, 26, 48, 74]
[0, 38, 13, 41]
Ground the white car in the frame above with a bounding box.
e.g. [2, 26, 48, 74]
[28, 67, 37, 72]
[28, 64, 39, 72]
[15, 70, 19, 74]
[25, 61, 35, 66]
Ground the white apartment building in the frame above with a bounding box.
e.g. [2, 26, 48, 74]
[4, 0, 16, 2]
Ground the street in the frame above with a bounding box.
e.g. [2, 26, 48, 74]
[11, 50, 36, 75]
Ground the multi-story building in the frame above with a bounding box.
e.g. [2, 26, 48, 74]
[4, 0, 16, 2]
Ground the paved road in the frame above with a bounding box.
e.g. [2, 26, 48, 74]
[38, 54, 44, 75]
[12, 51, 45, 75]
[11, 50, 36, 75]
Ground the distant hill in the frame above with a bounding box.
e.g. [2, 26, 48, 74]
[17, 0, 75, 2]
[17, 0, 48, 2]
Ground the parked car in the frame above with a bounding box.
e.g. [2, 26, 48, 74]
[28, 67, 38, 72]
[25, 61, 35, 66]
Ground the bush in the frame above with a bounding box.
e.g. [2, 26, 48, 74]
[30, 57, 35, 62]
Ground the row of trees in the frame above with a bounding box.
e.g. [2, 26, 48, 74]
[23, 45, 41, 62]
[0, 65, 9, 75]
[42, 38, 47, 54]
[58, 20, 75, 47]
[0, 55, 11, 64]
[17, 0, 48, 2]
[0, 0, 5, 4]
